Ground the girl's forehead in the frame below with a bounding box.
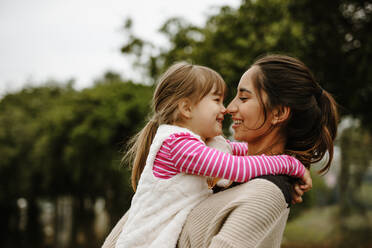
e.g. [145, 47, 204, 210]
[210, 83, 225, 95]
[208, 89, 223, 97]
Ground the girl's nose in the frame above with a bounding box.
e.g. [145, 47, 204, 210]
[221, 104, 227, 114]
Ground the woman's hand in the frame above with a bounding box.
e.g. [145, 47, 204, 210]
[291, 169, 312, 205]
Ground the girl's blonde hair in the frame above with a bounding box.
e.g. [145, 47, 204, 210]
[124, 62, 226, 191]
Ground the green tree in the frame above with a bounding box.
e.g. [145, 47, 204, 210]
[0, 82, 75, 247]
[122, 0, 372, 126]
[0, 75, 153, 247]
[288, 0, 372, 126]
[336, 121, 372, 247]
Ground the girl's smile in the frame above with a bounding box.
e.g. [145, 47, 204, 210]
[186, 88, 226, 141]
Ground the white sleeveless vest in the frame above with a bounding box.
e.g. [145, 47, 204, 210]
[115, 124, 213, 248]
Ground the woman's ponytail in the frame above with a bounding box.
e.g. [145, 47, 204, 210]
[253, 54, 339, 172]
[316, 90, 339, 173]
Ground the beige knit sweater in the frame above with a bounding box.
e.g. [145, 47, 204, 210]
[102, 178, 289, 248]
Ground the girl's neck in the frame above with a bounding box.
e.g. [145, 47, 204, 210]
[173, 121, 207, 142]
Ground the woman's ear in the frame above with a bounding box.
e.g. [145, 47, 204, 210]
[178, 98, 193, 119]
[271, 105, 291, 125]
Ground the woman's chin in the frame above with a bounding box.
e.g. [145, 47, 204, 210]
[233, 132, 243, 141]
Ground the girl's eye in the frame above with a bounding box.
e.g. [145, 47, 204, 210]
[239, 97, 248, 102]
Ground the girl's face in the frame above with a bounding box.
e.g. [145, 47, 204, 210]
[227, 66, 274, 143]
[187, 87, 226, 141]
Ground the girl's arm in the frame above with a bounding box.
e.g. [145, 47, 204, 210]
[226, 139, 248, 156]
[166, 133, 306, 182]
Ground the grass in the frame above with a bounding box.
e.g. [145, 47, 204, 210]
[282, 205, 372, 248]
[282, 205, 337, 246]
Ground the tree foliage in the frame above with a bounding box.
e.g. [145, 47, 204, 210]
[2, 0, 372, 246]
[0, 75, 153, 246]
[123, 0, 372, 125]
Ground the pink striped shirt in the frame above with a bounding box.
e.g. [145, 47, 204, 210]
[153, 132, 305, 182]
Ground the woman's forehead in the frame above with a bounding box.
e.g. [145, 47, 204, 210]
[239, 66, 262, 89]
[238, 70, 254, 89]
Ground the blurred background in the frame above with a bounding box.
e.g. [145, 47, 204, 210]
[1, 0, 372, 247]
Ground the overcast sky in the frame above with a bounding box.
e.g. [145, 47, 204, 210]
[0, 0, 241, 96]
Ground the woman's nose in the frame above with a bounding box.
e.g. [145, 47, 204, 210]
[227, 99, 237, 113]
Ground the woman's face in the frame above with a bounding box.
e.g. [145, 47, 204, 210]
[227, 66, 274, 143]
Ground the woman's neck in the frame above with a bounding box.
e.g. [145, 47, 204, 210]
[247, 141, 285, 156]
[246, 130, 286, 156]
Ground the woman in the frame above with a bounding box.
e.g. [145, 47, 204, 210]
[102, 54, 339, 248]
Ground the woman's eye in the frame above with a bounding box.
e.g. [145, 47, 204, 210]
[239, 97, 248, 101]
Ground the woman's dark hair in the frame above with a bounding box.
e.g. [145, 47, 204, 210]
[252, 54, 339, 173]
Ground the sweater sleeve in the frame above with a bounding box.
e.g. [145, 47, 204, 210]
[166, 132, 305, 182]
[226, 140, 248, 156]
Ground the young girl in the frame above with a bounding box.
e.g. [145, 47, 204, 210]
[115, 62, 309, 248]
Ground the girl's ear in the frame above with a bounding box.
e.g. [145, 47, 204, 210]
[178, 98, 193, 119]
[271, 105, 291, 125]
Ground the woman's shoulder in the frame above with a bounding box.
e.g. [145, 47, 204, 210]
[178, 177, 291, 248]
[213, 176, 293, 206]
[255, 175, 294, 205]
[226, 178, 291, 206]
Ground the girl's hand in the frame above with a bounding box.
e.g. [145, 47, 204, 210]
[291, 169, 312, 205]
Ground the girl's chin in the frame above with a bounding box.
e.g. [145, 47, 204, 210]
[215, 130, 223, 137]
